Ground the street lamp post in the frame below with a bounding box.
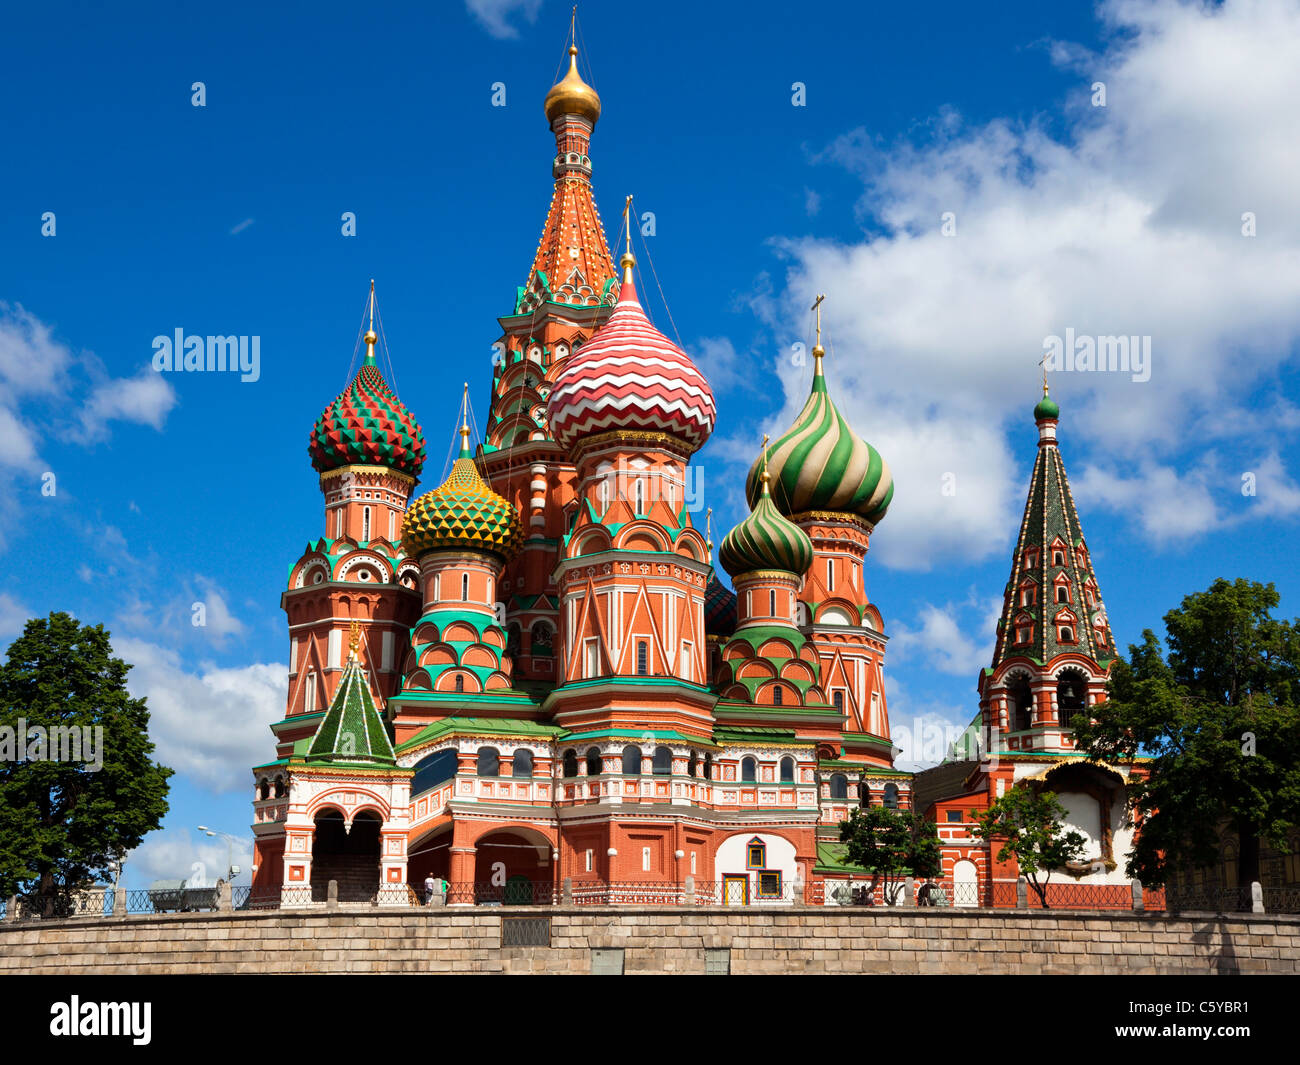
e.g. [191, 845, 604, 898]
[197, 826, 245, 885]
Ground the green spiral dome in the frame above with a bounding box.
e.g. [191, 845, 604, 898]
[745, 359, 892, 525]
[719, 482, 815, 578]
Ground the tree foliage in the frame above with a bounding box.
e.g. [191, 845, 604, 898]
[838, 806, 942, 904]
[968, 785, 1085, 907]
[1071, 578, 1300, 886]
[0, 613, 173, 904]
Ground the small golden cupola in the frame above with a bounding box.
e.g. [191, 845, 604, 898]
[544, 45, 601, 126]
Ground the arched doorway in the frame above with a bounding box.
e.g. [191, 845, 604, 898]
[311, 808, 381, 902]
[472, 828, 552, 905]
[952, 859, 979, 907]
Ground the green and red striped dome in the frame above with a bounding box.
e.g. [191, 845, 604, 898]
[309, 360, 426, 478]
[720, 480, 814, 578]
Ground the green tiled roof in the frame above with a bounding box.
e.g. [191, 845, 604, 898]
[398, 716, 564, 753]
[307, 654, 396, 766]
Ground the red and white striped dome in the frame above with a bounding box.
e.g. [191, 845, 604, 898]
[546, 258, 716, 455]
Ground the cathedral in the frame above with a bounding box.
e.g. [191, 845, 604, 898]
[249, 36, 1137, 908]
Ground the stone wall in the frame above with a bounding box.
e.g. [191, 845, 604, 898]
[1, 907, 1296, 974]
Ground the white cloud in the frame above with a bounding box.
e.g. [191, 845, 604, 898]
[748, 0, 1300, 561]
[0, 592, 31, 644]
[128, 827, 253, 888]
[890, 594, 1002, 675]
[75, 367, 177, 442]
[115, 637, 286, 793]
[465, 0, 541, 39]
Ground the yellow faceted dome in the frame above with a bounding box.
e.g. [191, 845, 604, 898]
[544, 46, 601, 126]
[401, 432, 522, 561]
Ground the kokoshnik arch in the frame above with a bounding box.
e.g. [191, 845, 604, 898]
[249, 33, 1137, 907]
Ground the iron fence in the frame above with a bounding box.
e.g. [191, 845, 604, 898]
[1263, 887, 1300, 914]
[444, 881, 555, 906]
[1165, 885, 1255, 913]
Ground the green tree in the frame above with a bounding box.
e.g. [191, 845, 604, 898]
[838, 806, 942, 905]
[0, 613, 173, 909]
[968, 786, 1085, 908]
[1071, 578, 1300, 886]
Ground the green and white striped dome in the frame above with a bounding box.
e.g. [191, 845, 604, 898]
[745, 354, 893, 524]
[720, 476, 814, 578]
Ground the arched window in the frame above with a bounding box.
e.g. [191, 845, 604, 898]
[830, 773, 848, 799]
[772, 684, 784, 706]
[512, 749, 533, 778]
[1056, 585, 1069, 603]
[530, 621, 553, 656]
[1053, 549, 1066, 566]
[476, 747, 499, 777]
[653, 746, 672, 775]
[412, 748, 458, 794]
[826, 558, 835, 590]
[1009, 676, 1034, 732]
[704, 753, 714, 780]
[742, 757, 757, 782]
[636, 640, 648, 676]
[1059, 624, 1075, 643]
[688, 750, 698, 778]
[274, 776, 285, 798]
[454, 674, 464, 693]
[362, 506, 371, 541]
[585, 747, 602, 776]
[599, 478, 609, 511]
[258, 779, 270, 800]
[1057, 671, 1087, 723]
[461, 573, 469, 602]
[833, 690, 844, 712]
[562, 748, 579, 777]
[622, 745, 642, 775]
[780, 756, 795, 782]
[884, 783, 899, 809]
[769, 589, 776, 616]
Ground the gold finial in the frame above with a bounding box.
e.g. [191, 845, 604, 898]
[811, 293, 826, 372]
[348, 619, 361, 660]
[1038, 350, 1050, 396]
[362, 280, 378, 365]
[364, 280, 377, 347]
[570, 4, 577, 47]
[620, 194, 636, 272]
[760, 433, 772, 492]
[706, 507, 714, 560]
[459, 382, 471, 452]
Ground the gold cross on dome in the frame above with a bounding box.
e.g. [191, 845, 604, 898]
[811, 294, 825, 347]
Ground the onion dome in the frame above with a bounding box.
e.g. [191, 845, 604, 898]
[705, 574, 737, 637]
[545, 45, 601, 126]
[1034, 384, 1060, 421]
[309, 316, 426, 478]
[547, 252, 716, 455]
[401, 425, 522, 561]
[745, 343, 892, 525]
[720, 471, 815, 578]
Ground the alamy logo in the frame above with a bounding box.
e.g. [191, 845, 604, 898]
[49, 997, 151, 1045]
[1042, 329, 1151, 383]
[0, 718, 103, 771]
[152, 329, 261, 382]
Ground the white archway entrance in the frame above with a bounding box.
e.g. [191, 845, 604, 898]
[952, 859, 979, 907]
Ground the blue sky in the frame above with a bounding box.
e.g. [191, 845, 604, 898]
[2, 0, 1298, 888]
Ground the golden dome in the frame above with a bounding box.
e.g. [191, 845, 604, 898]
[544, 46, 601, 126]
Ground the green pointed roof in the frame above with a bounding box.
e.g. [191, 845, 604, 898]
[745, 351, 892, 524]
[989, 391, 1114, 671]
[307, 651, 396, 766]
[719, 474, 814, 578]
